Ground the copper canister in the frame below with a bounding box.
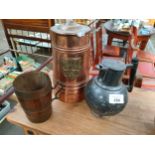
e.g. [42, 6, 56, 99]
[51, 20, 91, 103]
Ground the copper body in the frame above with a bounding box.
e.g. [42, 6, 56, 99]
[51, 26, 91, 103]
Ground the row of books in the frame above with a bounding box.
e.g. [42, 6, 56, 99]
[0, 71, 21, 95]
[0, 57, 17, 79]
[0, 54, 50, 96]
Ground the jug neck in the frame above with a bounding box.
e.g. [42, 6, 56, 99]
[98, 69, 124, 87]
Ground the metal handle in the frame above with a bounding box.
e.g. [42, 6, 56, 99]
[126, 63, 133, 69]
[51, 82, 63, 101]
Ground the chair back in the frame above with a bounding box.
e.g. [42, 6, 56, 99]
[2, 19, 54, 56]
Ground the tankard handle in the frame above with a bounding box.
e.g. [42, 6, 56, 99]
[125, 56, 139, 92]
[51, 82, 64, 101]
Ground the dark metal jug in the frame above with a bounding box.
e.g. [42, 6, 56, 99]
[85, 57, 138, 117]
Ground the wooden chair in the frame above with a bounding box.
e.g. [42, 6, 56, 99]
[2, 19, 54, 56]
[92, 21, 126, 67]
[104, 20, 151, 50]
[128, 26, 155, 90]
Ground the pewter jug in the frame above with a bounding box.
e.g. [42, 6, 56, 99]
[85, 57, 138, 117]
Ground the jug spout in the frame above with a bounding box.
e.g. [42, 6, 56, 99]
[96, 64, 106, 83]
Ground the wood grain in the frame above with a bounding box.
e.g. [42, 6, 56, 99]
[6, 88, 155, 135]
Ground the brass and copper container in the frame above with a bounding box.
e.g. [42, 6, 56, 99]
[51, 20, 91, 103]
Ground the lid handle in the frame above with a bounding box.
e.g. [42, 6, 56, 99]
[65, 19, 76, 26]
[64, 19, 88, 37]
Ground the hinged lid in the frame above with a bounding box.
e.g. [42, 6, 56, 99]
[100, 59, 126, 71]
[51, 20, 91, 37]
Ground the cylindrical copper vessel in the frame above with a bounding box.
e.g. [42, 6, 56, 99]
[51, 20, 91, 103]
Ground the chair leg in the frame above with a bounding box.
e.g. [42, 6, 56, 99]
[107, 35, 113, 46]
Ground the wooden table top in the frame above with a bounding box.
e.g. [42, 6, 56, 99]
[6, 87, 155, 135]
